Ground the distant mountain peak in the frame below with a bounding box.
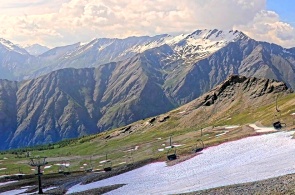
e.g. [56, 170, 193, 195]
[24, 43, 50, 56]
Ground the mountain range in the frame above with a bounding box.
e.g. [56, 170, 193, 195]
[0, 29, 294, 149]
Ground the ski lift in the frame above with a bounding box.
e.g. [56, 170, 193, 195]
[17, 167, 23, 179]
[58, 161, 71, 175]
[167, 147, 177, 161]
[166, 136, 177, 161]
[194, 139, 204, 153]
[102, 153, 112, 172]
[273, 121, 283, 129]
[126, 150, 134, 165]
[273, 96, 286, 129]
[84, 157, 93, 173]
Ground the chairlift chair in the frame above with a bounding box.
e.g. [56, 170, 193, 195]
[166, 136, 177, 161]
[272, 96, 286, 129]
[126, 150, 134, 165]
[103, 154, 112, 172]
[194, 139, 204, 153]
[273, 113, 286, 129]
[59, 161, 71, 175]
[85, 167, 93, 172]
[85, 157, 93, 172]
[273, 121, 282, 129]
[103, 160, 112, 172]
[58, 164, 64, 174]
[273, 120, 286, 129]
[166, 147, 177, 161]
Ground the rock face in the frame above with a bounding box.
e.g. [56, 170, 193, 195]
[179, 75, 291, 121]
[0, 80, 18, 148]
[201, 75, 290, 107]
[0, 60, 175, 149]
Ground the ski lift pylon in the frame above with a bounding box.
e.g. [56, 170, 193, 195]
[103, 153, 112, 172]
[166, 136, 177, 161]
[273, 95, 286, 129]
[194, 139, 204, 153]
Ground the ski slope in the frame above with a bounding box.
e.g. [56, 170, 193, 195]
[67, 130, 295, 194]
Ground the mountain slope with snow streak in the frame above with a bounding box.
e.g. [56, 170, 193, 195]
[128, 29, 248, 63]
[0, 38, 29, 55]
[19, 29, 248, 79]
[67, 130, 295, 195]
[64, 29, 246, 63]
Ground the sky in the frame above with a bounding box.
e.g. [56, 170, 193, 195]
[0, 0, 294, 48]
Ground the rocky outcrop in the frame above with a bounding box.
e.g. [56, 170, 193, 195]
[178, 75, 292, 123]
[202, 75, 291, 107]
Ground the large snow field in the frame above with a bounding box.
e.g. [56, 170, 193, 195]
[67, 130, 295, 194]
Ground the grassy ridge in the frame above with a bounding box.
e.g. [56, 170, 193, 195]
[0, 93, 294, 177]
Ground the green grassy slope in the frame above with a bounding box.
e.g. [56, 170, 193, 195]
[1, 75, 294, 177]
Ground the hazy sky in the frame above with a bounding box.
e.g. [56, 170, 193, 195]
[0, 0, 294, 48]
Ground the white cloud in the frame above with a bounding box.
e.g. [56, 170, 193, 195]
[237, 10, 295, 48]
[0, 0, 294, 48]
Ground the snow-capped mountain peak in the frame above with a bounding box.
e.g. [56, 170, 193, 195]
[187, 29, 247, 43]
[123, 29, 249, 64]
[0, 38, 29, 55]
[38, 29, 246, 68]
[126, 29, 248, 60]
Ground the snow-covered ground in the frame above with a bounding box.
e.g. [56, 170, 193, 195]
[0, 181, 18, 186]
[0, 186, 57, 195]
[67, 130, 295, 195]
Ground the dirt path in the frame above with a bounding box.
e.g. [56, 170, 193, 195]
[182, 173, 295, 195]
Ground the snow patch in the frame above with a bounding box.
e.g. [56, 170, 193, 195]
[119, 162, 126, 165]
[225, 125, 240, 129]
[215, 131, 229, 137]
[67, 131, 295, 195]
[55, 163, 70, 167]
[0, 181, 18, 186]
[249, 124, 276, 133]
[1, 189, 27, 195]
[173, 144, 183, 147]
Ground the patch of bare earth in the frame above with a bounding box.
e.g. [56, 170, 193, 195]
[180, 173, 295, 195]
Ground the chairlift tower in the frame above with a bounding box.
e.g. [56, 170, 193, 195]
[103, 153, 112, 172]
[167, 136, 177, 161]
[273, 95, 286, 129]
[28, 157, 48, 194]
